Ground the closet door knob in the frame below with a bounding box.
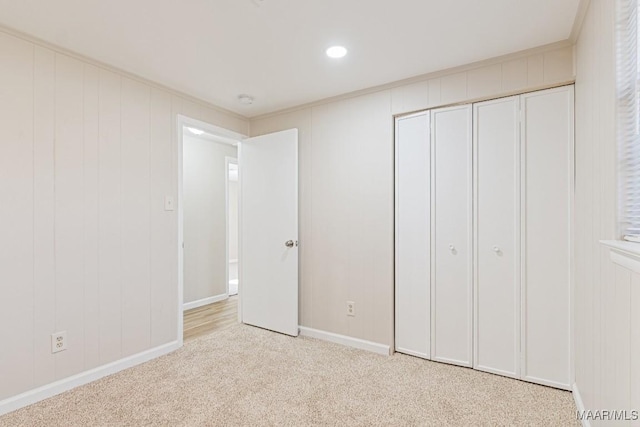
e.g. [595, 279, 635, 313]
[492, 246, 501, 253]
[449, 244, 455, 251]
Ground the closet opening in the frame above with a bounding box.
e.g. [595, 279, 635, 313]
[394, 86, 574, 391]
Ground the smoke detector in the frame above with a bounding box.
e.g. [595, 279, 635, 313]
[238, 94, 254, 105]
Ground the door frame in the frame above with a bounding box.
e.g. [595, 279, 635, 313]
[176, 114, 245, 346]
[225, 156, 238, 299]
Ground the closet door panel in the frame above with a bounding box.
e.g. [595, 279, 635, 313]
[474, 97, 520, 378]
[431, 105, 473, 367]
[521, 87, 572, 389]
[395, 113, 431, 359]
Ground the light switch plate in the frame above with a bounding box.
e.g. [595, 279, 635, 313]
[164, 196, 175, 211]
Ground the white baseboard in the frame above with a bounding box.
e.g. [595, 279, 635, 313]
[0, 340, 180, 417]
[183, 293, 227, 311]
[572, 382, 591, 427]
[298, 326, 390, 356]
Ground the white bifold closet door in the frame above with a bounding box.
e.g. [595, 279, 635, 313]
[395, 112, 431, 359]
[473, 96, 521, 379]
[431, 105, 473, 367]
[520, 87, 573, 389]
[395, 86, 573, 389]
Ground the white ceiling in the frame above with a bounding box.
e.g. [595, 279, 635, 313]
[0, 0, 580, 117]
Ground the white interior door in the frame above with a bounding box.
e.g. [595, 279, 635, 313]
[395, 112, 431, 359]
[240, 129, 298, 337]
[521, 87, 572, 389]
[431, 105, 473, 367]
[473, 96, 521, 379]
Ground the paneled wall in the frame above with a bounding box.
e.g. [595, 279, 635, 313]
[574, 0, 640, 422]
[0, 29, 248, 402]
[589, 244, 640, 426]
[250, 43, 575, 348]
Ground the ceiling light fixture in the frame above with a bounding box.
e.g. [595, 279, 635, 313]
[238, 94, 254, 105]
[186, 127, 204, 136]
[326, 46, 347, 59]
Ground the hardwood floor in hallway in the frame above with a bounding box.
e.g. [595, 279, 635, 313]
[183, 296, 238, 342]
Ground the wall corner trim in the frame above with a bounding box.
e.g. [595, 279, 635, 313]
[572, 382, 591, 427]
[298, 326, 391, 356]
[570, 0, 591, 42]
[0, 341, 181, 417]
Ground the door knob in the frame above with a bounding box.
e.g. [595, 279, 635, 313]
[449, 244, 455, 252]
[493, 246, 501, 253]
[285, 240, 295, 248]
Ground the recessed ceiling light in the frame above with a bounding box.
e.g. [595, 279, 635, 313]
[326, 46, 347, 59]
[186, 127, 204, 136]
[238, 94, 254, 105]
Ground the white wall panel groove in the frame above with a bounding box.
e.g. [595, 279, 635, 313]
[82, 63, 101, 372]
[120, 78, 152, 358]
[54, 54, 86, 381]
[33, 45, 56, 388]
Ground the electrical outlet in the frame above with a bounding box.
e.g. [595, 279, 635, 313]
[51, 331, 67, 354]
[346, 301, 355, 317]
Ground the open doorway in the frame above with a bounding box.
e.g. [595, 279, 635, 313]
[178, 119, 299, 344]
[226, 158, 239, 296]
[179, 117, 242, 343]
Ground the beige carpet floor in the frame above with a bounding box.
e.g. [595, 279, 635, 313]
[0, 324, 578, 426]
